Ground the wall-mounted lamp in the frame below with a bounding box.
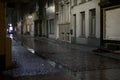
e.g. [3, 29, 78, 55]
[28, 15, 33, 19]
[55, 12, 59, 15]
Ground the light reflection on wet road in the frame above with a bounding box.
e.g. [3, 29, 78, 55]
[1, 40, 71, 80]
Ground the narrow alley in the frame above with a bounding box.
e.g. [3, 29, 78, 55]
[1, 36, 120, 80]
[21, 36, 120, 80]
[0, 0, 120, 80]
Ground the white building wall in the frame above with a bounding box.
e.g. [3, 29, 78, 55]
[71, 0, 100, 46]
[56, 0, 71, 42]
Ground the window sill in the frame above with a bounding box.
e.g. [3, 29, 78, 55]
[49, 33, 54, 34]
[79, 35, 86, 38]
[88, 35, 96, 38]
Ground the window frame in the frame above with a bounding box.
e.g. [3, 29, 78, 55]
[80, 12, 86, 36]
[49, 19, 54, 34]
[89, 9, 96, 37]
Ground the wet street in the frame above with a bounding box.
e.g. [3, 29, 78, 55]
[1, 36, 120, 80]
[21, 36, 120, 80]
[0, 39, 71, 80]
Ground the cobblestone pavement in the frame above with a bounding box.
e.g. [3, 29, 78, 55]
[1, 40, 71, 80]
[20, 36, 120, 80]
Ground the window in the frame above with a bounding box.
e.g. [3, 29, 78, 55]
[74, 0, 77, 6]
[49, 19, 54, 34]
[80, 0, 86, 3]
[73, 14, 77, 37]
[88, 0, 92, 1]
[80, 12, 85, 36]
[47, 0, 53, 7]
[66, 3, 70, 22]
[89, 9, 96, 36]
[61, 5, 64, 23]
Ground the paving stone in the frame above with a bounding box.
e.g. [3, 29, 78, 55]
[5, 36, 120, 80]
[3, 40, 68, 78]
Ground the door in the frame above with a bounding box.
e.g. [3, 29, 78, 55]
[73, 14, 76, 42]
[34, 20, 38, 36]
[38, 20, 42, 36]
[59, 23, 71, 42]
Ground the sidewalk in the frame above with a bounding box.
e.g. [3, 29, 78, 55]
[21, 35, 120, 60]
[21, 36, 120, 72]
[36, 37, 120, 60]
[94, 52, 120, 60]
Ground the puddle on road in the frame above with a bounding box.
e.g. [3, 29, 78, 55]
[27, 47, 35, 54]
[27, 47, 66, 70]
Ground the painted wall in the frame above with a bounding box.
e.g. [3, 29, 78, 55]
[71, 0, 100, 46]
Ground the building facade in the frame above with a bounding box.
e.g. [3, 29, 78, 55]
[71, 0, 100, 46]
[15, 0, 102, 47]
[56, 0, 71, 42]
[15, 0, 47, 37]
